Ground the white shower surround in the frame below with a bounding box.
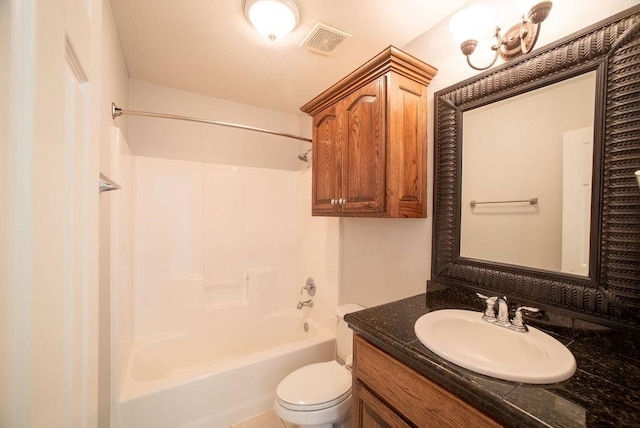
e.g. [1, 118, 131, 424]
[132, 156, 301, 339]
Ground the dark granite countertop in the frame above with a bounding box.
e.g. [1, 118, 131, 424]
[344, 284, 640, 428]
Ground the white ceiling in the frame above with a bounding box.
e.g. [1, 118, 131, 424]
[110, 0, 469, 115]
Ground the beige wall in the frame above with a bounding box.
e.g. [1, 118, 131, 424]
[340, 0, 638, 308]
[128, 79, 307, 171]
[98, 0, 131, 426]
[100, 0, 130, 174]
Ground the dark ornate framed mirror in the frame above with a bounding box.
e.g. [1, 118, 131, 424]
[432, 5, 640, 330]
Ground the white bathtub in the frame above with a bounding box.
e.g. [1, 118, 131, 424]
[119, 311, 335, 428]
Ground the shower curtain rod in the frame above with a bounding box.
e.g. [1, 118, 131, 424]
[111, 103, 312, 143]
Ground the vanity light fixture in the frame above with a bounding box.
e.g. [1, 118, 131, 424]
[449, 1, 553, 71]
[244, 0, 300, 42]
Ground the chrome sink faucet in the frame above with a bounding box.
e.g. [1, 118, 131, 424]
[496, 296, 511, 326]
[476, 293, 539, 332]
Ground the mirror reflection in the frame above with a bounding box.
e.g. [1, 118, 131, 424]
[460, 71, 597, 275]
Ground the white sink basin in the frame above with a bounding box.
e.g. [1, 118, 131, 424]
[414, 309, 576, 384]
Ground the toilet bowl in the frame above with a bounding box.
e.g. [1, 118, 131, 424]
[274, 304, 364, 428]
[274, 360, 352, 428]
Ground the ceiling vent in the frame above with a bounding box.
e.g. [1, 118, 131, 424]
[300, 23, 351, 55]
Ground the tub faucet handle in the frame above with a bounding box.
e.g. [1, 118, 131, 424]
[300, 277, 316, 296]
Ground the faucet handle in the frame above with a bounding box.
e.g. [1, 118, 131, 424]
[512, 306, 540, 330]
[300, 277, 316, 296]
[476, 293, 498, 320]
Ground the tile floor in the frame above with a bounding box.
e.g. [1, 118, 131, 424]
[231, 410, 297, 428]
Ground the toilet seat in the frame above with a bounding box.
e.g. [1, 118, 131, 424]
[276, 360, 351, 411]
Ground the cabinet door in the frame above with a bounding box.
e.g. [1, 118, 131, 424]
[353, 380, 411, 428]
[388, 74, 428, 217]
[342, 77, 386, 215]
[312, 104, 342, 214]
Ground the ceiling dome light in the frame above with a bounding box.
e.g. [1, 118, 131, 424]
[244, 0, 300, 42]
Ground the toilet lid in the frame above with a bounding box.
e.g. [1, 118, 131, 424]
[276, 361, 351, 411]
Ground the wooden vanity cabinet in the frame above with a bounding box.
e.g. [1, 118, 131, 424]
[352, 335, 502, 428]
[301, 46, 436, 218]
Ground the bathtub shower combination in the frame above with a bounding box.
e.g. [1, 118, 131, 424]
[115, 155, 335, 427]
[119, 310, 334, 427]
[110, 148, 353, 426]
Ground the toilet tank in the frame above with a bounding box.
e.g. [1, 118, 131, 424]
[335, 304, 365, 362]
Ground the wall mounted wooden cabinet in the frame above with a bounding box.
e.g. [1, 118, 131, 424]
[301, 46, 436, 217]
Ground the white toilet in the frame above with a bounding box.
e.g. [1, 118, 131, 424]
[274, 304, 364, 428]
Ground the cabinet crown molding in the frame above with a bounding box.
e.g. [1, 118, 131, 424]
[300, 45, 437, 116]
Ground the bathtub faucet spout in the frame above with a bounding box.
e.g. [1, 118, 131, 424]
[297, 299, 313, 310]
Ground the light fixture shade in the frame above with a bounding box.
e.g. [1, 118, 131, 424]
[449, 4, 496, 47]
[244, 0, 300, 41]
[517, 0, 536, 14]
[516, 0, 553, 16]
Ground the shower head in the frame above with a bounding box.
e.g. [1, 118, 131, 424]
[298, 149, 312, 162]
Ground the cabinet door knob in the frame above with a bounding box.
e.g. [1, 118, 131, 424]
[338, 198, 343, 204]
[342, 198, 347, 204]
[331, 199, 335, 205]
